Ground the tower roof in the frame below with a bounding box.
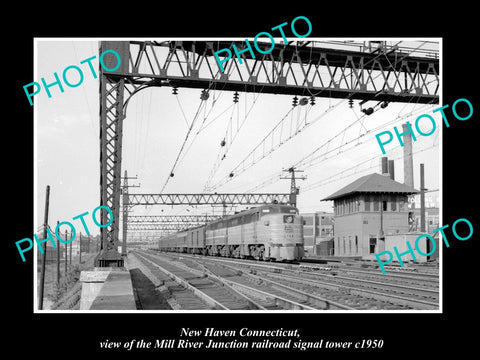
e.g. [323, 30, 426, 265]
[322, 173, 418, 201]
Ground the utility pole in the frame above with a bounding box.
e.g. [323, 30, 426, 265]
[281, 167, 306, 208]
[64, 229, 68, 276]
[420, 164, 427, 233]
[378, 194, 385, 254]
[69, 235, 72, 272]
[79, 232, 82, 264]
[38, 185, 50, 310]
[56, 220, 60, 286]
[121, 170, 140, 257]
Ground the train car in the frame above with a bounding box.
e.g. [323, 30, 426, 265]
[205, 204, 303, 261]
[158, 204, 304, 261]
[186, 225, 206, 254]
[158, 231, 187, 252]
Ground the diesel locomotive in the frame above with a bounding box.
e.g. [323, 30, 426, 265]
[158, 204, 304, 261]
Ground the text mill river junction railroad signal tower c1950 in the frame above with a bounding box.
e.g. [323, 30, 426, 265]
[95, 40, 439, 267]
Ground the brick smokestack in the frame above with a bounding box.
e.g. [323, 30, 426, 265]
[380, 156, 389, 176]
[403, 123, 414, 188]
[388, 160, 395, 181]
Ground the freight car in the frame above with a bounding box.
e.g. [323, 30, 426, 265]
[158, 204, 304, 261]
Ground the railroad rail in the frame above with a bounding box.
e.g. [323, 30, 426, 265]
[132, 251, 351, 310]
[145, 250, 439, 310]
[132, 251, 260, 310]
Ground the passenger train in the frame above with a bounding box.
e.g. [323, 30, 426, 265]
[158, 204, 304, 261]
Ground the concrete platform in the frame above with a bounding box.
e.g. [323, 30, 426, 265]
[79, 268, 136, 310]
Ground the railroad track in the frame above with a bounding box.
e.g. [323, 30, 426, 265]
[132, 251, 259, 310]
[132, 251, 353, 310]
[327, 267, 439, 291]
[145, 250, 439, 310]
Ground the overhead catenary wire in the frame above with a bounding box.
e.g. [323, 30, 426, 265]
[126, 42, 439, 238]
[159, 65, 230, 193]
[141, 40, 438, 219]
[244, 37, 440, 192]
[203, 90, 264, 192]
[295, 103, 435, 170]
[302, 142, 439, 193]
[206, 41, 435, 193]
[242, 100, 436, 194]
[71, 41, 96, 131]
[206, 98, 340, 192]
[160, 99, 206, 193]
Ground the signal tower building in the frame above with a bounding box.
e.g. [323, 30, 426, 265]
[322, 172, 418, 260]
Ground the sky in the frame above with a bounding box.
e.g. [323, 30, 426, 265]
[35, 39, 441, 238]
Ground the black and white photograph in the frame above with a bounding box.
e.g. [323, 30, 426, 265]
[33, 38, 442, 314]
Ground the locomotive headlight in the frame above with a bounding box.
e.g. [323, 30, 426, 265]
[284, 215, 294, 223]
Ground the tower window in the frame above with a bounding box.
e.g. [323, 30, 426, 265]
[369, 237, 377, 254]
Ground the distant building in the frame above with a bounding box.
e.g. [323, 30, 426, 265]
[300, 212, 334, 255]
[322, 172, 418, 260]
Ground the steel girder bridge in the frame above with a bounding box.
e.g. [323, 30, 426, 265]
[128, 215, 222, 223]
[127, 193, 291, 206]
[96, 40, 440, 267]
[128, 223, 204, 231]
[127, 216, 221, 232]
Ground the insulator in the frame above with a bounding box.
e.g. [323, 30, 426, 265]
[172, 86, 178, 95]
[299, 97, 308, 106]
[200, 89, 209, 101]
[362, 107, 374, 115]
[292, 96, 298, 107]
[348, 98, 353, 108]
[233, 91, 239, 103]
[310, 96, 315, 106]
[380, 101, 389, 109]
